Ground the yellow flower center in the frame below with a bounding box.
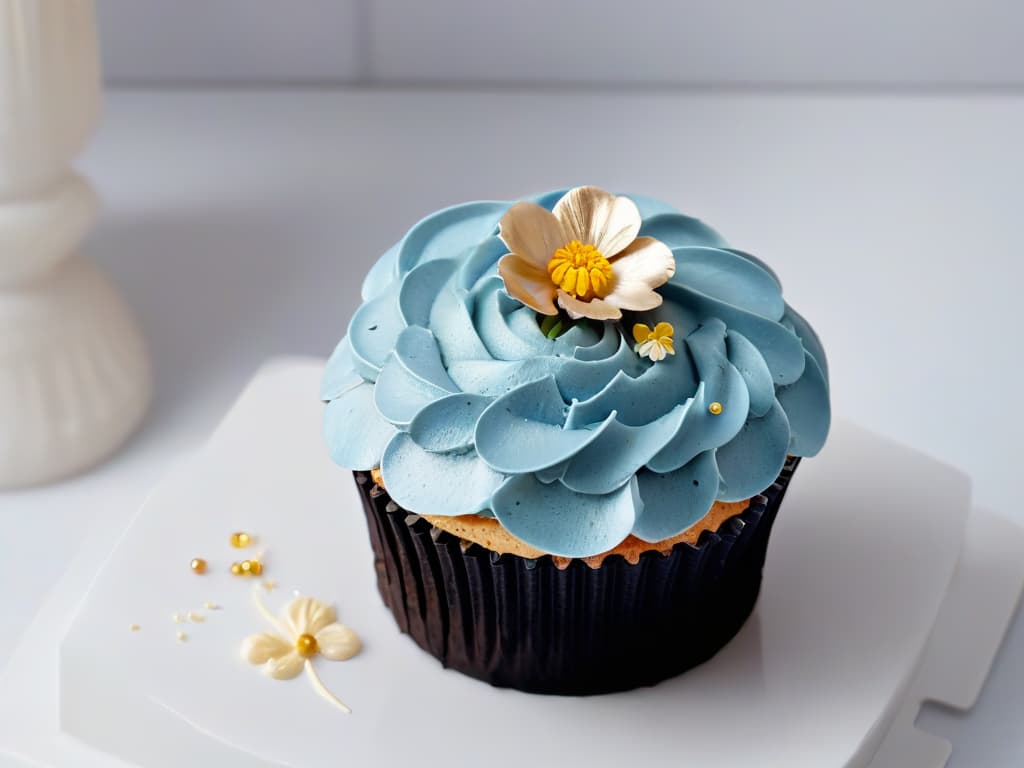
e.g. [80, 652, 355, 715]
[295, 633, 319, 658]
[547, 240, 613, 301]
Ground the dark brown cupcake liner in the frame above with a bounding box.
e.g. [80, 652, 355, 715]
[355, 456, 799, 696]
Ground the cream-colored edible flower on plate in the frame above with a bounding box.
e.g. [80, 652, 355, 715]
[633, 322, 676, 362]
[498, 186, 675, 320]
[242, 592, 361, 714]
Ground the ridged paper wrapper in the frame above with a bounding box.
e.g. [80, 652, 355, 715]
[355, 457, 799, 695]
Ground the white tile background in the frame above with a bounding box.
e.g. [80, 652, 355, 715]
[97, 0, 1024, 85]
[97, 0, 362, 82]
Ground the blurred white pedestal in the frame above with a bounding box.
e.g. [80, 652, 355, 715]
[50, 360, 1024, 767]
[0, 0, 150, 488]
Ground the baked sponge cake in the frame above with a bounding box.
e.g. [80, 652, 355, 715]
[322, 186, 830, 694]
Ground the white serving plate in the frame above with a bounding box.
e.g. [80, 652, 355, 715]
[53, 359, 1024, 768]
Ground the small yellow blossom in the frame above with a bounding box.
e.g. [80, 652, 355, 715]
[632, 322, 676, 362]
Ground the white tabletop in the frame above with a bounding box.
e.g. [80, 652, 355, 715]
[1, 86, 1023, 766]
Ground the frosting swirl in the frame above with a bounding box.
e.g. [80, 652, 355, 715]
[322, 189, 830, 558]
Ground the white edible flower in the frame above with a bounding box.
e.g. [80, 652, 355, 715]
[242, 592, 361, 714]
[498, 186, 675, 321]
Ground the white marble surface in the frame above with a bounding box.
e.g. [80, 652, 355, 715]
[1, 87, 1023, 765]
[44, 363, 989, 768]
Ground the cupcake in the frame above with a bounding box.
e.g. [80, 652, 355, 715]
[323, 186, 830, 695]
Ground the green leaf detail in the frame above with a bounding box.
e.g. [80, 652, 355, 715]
[539, 314, 560, 336]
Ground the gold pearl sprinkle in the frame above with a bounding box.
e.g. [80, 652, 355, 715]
[295, 633, 319, 658]
[190, 557, 207, 575]
[230, 531, 252, 549]
[232, 559, 264, 577]
[709, 402, 723, 415]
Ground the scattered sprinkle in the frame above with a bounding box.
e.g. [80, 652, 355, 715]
[262, 579, 278, 592]
[203, 601, 221, 611]
[129, 624, 141, 632]
[176, 631, 188, 643]
[190, 557, 208, 574]
[230, 531, 252, 549]
[172, 612, 184, 624]
[187, 611, 205, 624]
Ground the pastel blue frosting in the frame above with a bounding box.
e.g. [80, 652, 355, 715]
[322, 189, 830, 558]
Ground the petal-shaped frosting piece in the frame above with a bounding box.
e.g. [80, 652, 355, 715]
[360, 243, 399, 301]
[724, 248, 782, 289]
[498, 201, 567, 270]
[782, 304, 830, 382]
[457, 235, 506, 292]
[324, 382, 398, 470]
[262, 650, 305, 680]
[446, 356, 563, 397]
[715, 400, 791, 501]
[570, 320, 620, 360]
[392, 326, 459, 391]
[476, 278, 552, 360]
[632, 452, 720, 542]
[560, 403, 691, 494]
[646, 323, 751, 472]
[408, 392, 493, 453]
[671, 246, 785, 320]
[373, 353, 452, 429]
[399, 258, 458, 327]
[321, 335, 363, 402]
[660, 282, 806, 386]
[475, 376, 616, 473]
[241, 632, 293, 665]
[287, 596, 337, 637]
[776, 350, 831, 456]
[726, 330, 775, 417]
[491, 474, 640, 557]
[555, 331, 645, 402]
[564, 350, 698, 429]
[347, 290, 405, 381]
[639, 212, 729, 249]
[552, 186, 641, 258]
[398, 201, 510, 275]
[535, 459, 570, 484]
[316, 623, 362, 661]
[428, 281, 491, 364]
[381, 433, 505, 516]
